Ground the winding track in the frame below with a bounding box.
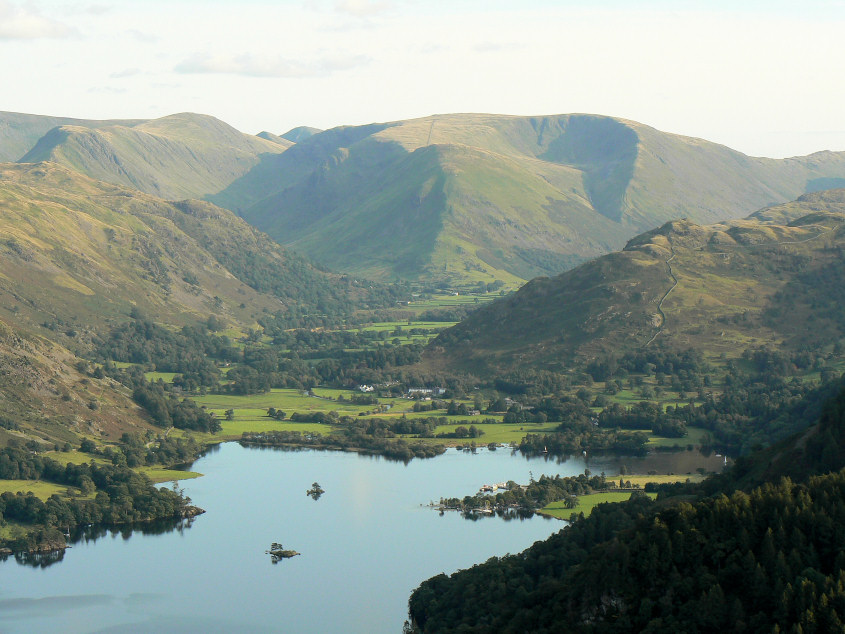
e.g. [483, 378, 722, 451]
[645, 249, 677, 347]
[643, 222, 838, 348]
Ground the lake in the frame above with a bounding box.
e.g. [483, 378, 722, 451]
[0, 444, 725, 633]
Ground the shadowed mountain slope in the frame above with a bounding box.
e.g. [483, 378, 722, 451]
[235, 113, 845, 284]
[20, 113, 287, 201]
[0, 110, 143, 162]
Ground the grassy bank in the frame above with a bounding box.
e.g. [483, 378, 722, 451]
[540, 490, 659, 520]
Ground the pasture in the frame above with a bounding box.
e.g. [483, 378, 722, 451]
[540, 490, 658, 520]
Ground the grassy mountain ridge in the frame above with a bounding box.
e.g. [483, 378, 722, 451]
[279, 126, 322, 143]
[0, 110, 143, 163]
[427, 190, 845, 374]
[256, 131, 294, 147]
[20, 113, 287, 202]
[237, 113, 845, 284]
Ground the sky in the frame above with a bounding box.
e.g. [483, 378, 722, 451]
[2, 0, 845, 158]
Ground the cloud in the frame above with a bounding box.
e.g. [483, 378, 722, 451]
[0, 1, 75, 39]
[60, 3, 112, 16]
[110, 68, 140, 79]
[126, 28, 157, 43]
[473, 41, 525, 53]
[174, 52, 370, 78]
[88, 86, 126, 94]
[334, 0, 393, 17]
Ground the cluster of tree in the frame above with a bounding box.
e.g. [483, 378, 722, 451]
[417, 307, 476, 322]
[239, 430, 445, 462]
[762, 249, 845, 350]
[440, 473, 611, 516]
[95, 317, 231, 388]
[0, 446, 194, 553]
[520, 424, 649, 458]
[351, 417, 438, 437]
[132, 383, 220, 432]
[598, 402, 687, 437]
[348, 393, 378, 405]
[589, 348, 710, 381]
[412, 400, 445, 412]
[288, 411, 338, 425]
[113, 433, 203, 468]
[168, 205, 409, 329]
[436, 425, 483, 439]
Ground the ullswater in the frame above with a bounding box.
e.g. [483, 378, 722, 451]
[0, 444, 725, 633]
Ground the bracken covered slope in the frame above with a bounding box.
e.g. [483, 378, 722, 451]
[426, 189, 845, 374]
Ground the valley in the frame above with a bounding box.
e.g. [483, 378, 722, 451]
[1, 108, 845, 633]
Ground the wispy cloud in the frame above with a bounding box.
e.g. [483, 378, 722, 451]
[110, 68, 140, 79]
[60, 4, 112, 16]
[87, 86, 126, 94]
[126, 28, 157, 43]
[0, 1, 75, 39]
[334, 0, 393, 18]
[174, 52, 369, 78]
[473, 41, 525, 53]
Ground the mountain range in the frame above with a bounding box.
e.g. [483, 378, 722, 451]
[11, 110, 845, 285]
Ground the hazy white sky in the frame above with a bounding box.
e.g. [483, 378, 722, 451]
[3, 0, 845, 158]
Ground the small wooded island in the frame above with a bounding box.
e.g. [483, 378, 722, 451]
[306, 482, 324, 500]
[267, 542, 300, 563]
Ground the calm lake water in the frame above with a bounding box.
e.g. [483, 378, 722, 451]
[0, 444, 725, 633]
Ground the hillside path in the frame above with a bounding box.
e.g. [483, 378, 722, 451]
[645, 248, 677, 347]
[643, 221, 837, 348]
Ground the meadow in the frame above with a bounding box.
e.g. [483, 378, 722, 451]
[540, 490, 659, 520]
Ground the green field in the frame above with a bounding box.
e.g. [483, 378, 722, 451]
[193, 388, 700, 450]
[623, 473, 704, 487]
[145, 371, 178, 383]
[350, 320, 459, 333]
[0, 479, 78, 500]
[45, 450, 201, 483]
[196, 389, 361, 413]
[47, 450, 108, 466]
[540, 490, 658, 520]
[646, 426, 710, 448]
[429, 422, 557, 445]
[136, 466, 203, 483]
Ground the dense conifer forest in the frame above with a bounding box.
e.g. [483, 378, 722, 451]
[407, 380, 845, 632]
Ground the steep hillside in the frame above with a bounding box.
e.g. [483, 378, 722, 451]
[0, 318, 155, 447]
[20, 113, 287, 202]
[0, 161, 393, 444]
[236, 113, 845, 284]
[0, 162, 381, 340]
[427, 190, 845, 373]
[0, 110, 142, 162]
